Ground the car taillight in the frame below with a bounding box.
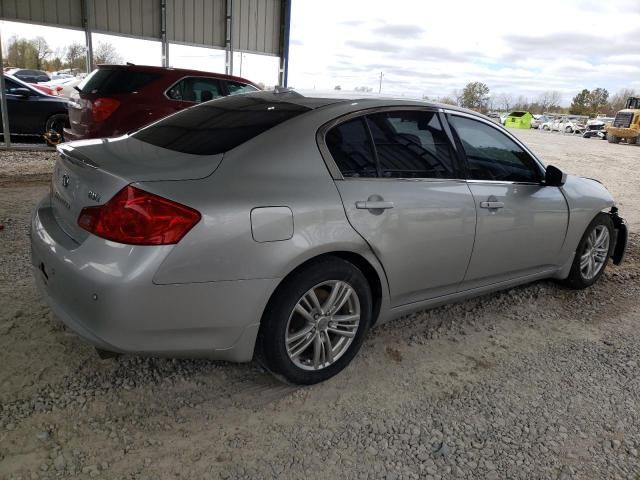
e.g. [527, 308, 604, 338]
[77, 185, 201, 245]
[92, 97, 120, 122]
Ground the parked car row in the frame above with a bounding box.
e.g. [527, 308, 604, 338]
[1, 64, 259, 145]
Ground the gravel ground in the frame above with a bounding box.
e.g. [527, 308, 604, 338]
[0, 131, 639, 480]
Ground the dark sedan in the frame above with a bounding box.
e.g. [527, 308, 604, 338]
[1, 75, 69, 143]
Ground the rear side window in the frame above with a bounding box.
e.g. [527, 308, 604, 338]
[166, 77, 223, 102]
[133, 95, 310, 155]
[367, 111, 457, 178]
[226, 81, 259, 95]
[78, 69, 160, 95]
[325, 118, 378, 178]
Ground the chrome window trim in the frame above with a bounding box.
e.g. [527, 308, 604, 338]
[316, 106, 462, 182]
[163, 75, 224, 103]
[444, 109, 547, 179]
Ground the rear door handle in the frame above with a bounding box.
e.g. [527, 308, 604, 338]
[480, 201, 504, 209]
[355, 201, 395, 210]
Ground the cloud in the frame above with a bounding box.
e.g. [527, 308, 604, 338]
[344, 39, 400, 53]
[372, 24, 424, 38]
[502, 29, 640, 62]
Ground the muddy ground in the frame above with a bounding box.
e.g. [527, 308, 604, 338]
[0, 130, 639, 479]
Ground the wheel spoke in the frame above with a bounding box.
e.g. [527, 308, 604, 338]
[331, 313, 359, 324]
[313, 332, 322, 369]
[294, 304, 315, 323]
[323, 332, 334, 364]
[580, 253, 590, 270]
[306, 289, 323, 313]
[322, 282, 343, 314]
[594, 228, 608, 249]
[288, 332, 316, 359]
[327, 327, 356, 338]
[287, 324, 314, 344]
[331, 285, 353, 314]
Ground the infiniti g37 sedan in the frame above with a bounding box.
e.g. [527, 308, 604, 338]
[31, 91, 627, 384]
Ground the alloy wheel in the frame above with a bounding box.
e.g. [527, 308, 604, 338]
[580, 225, 610, 280]
[285, 280, 360, 371]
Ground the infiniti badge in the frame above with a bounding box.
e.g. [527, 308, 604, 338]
[61, 174, 70, 188]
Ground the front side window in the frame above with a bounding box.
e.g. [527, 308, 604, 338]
[366, 110, 457, 179]
[166, 77, 223, 103]
[325, 118, 378, 178]
[226, 81, 259, 95]
[448, 115, 541, 183]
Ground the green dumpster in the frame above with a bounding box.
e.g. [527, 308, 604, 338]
[504, 111, 532, 129]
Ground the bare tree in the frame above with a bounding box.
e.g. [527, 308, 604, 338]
[437, 95, 458, 106]
[94, 41, 123, 65]
[65, 42, 87, 71]
[608, 88, 638, 114]
[31, 36, 51, 69]
[537, 91, 562, 113]
[497, 93, 513, 112]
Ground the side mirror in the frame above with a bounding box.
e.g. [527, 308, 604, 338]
[12, 87, 32, 98]
[545, 165, 567, 187]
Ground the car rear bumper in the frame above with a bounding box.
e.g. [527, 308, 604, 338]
[30, 197, 277, 362]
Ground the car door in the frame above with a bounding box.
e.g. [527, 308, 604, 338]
[447, 113, 569, 289]
[323, 108, 477, 306]
[2, 78, 32, 134]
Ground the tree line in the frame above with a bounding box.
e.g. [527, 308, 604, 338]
[429, 81, 637, 117]
[3, 35, 123, 72]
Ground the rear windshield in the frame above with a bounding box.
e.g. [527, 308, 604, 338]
[132, 95, 311, 155]
[508, 111, 526, 117]
[78, 68, 160, 95]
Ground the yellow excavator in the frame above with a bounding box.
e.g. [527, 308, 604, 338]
[607, 97, 640, 144]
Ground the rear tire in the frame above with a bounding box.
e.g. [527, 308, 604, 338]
[255, 257, 372, 385]
[627, 137, 637, 145]
[565, 126, 573, 134]
[563, 213, 614, 289]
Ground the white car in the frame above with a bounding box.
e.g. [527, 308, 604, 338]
[541, 117, 585, 134]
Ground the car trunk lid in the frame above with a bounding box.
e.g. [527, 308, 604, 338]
[51, 136, 223, 242]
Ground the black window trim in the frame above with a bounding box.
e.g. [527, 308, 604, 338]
[444, 110, 547, 186]
[317, 106, 466, 182]
[163, 75, 224, 103]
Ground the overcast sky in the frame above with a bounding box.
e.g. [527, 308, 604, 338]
[2, 0, 640, 105]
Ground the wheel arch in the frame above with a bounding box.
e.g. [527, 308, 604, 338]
[261, 250, 386, 329]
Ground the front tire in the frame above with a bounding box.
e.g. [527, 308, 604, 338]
[627, 137, 637, 145]
[563, 213, 613, 289]
[255, 257, 372, 385]
[608, 134, 620, 144]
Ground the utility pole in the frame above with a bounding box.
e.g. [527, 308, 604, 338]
[378, 72, 383, 94]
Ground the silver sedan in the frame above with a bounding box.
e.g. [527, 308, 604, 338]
[31, 91, 628, 384]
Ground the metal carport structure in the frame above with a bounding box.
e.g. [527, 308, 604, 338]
[0, 0, 291, 146]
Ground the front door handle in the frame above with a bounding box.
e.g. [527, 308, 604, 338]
[355, 201, 395, 210]
[480, 201, 504, 209]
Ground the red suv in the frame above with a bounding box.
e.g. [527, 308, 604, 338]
[64, 64, 260, 141]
